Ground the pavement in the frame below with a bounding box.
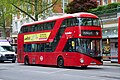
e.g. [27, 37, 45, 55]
[103, 61, 120, 67]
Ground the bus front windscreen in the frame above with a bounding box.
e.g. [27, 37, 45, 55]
[76, 38, 101, 57]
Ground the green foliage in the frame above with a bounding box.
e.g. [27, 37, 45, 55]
[88, 3, 120, 15]
[66, 0, 98, 13]
[0, 0, 13, 38]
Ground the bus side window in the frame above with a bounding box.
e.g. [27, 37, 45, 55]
[37, 44, 41, 52]
[37, 44, 45, 52]
[41, 24, 44, 30]
[61, 18, 78, 27]
[38, 24, 42, 31]
[24, 44, 32, 52]
[23, 26, 28, 33]
[51, 21, 55, 29]
[41, 44, 45, 52]
[63, 39, 76, 52]
[48, 22, 52, 30]
[44, 43, 52, 52]
[43, 23, 46, 30]
[61, 21, 66, 28]
[24, 44, 27, 52]
[67, 19, 71, 27]
[31, 44, 37, 52]
[74, 18, 79, 26]
[19, 27, 23, 33]
[32, 25, 35, 32]
[27, 44, 32, 52]
[35, 25, 38, 31]
[28, 26, 32, 32]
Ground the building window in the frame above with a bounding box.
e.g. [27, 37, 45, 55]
[103, 0, 108, 5]
[97, 0, 101, 6]
[111, 0, 117, 3]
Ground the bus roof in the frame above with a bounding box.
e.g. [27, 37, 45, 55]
[22, 12, 98, 27]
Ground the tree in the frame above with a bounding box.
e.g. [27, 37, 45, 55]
[88, 3, 120, 15]
[0, 0, 13, 38]
[0, 0, 60, 38]
[9, 0, 59, 21]
[66, 0, 98, 14]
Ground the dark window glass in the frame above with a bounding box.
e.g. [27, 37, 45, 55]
[24, 44, 32, 52]
[37, 44, 42, 52]
[31, 44, 37, 52]
[40, 24, 44, 30]
[63, 39, 76, 52]
[28, 26, 32, 32]
[44, 23, 47, 30]
[63, 38, 101, 57]
[19, 27, 23, 33]
[44, 43, 52, 52]
[61, 18, 79, 27]
[19, 21, 56, 33]
[24, 26, 28, 33]
[31, 25, 35, 32]
[35, 25, 38, 31]
[78, 18, 100, 26]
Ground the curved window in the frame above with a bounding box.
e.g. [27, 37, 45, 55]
[63, 38, 101, 57]
[78, 18, 100, 26]
[76, 39, 101, 57]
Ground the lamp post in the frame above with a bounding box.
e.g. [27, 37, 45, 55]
[118, 17, 120, 64]
[62, 0, 65, 13]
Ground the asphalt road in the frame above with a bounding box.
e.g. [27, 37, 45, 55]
[0, 62, 120, 80]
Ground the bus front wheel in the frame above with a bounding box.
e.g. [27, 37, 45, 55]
[24, 56, 29, 65]
[57, 57, 64, 68]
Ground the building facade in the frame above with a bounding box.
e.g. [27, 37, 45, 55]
[97, 0, 120, 5]
[97, 0, 120, 62]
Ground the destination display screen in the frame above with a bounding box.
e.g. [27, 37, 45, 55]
[81, 30, 100, 36]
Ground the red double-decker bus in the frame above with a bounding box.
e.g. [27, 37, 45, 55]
[17, 12, 102, 68]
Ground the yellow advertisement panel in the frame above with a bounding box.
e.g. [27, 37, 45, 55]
[24, 32, 51, 42]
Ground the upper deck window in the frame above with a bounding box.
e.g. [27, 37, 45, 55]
[61, 18, 79, 27]
[19, 21, 55, 34]
[78, 18, 100, 27]
[61, 17, 100, 28]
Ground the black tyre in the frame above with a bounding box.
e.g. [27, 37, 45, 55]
[24, 56, 29, 65]
[57, 57, 64, 68]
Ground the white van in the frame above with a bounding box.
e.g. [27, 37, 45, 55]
[0, 40, 16, 63]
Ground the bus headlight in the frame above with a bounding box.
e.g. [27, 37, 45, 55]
[80, 58, 84, 63]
